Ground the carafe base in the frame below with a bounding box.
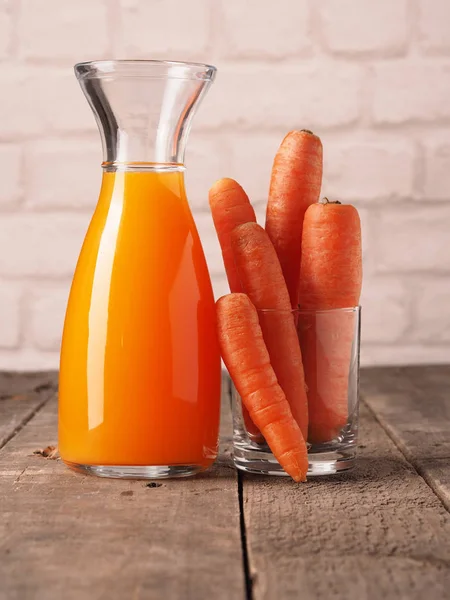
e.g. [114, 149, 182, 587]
[64, 461, 205, 480]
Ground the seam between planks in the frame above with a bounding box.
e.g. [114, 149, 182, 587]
[238, 471, 254, 600]
[224, 372, 253, 600]
[362, 397, 450, 515]
[0, 390, 57, 453]
[415, 462, 450, 513]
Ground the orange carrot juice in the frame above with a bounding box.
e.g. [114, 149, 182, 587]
[59, 169, 221, 471]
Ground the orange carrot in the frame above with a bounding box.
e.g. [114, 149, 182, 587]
[231, 223, 309, 440]
[266, 130, 323, 308]
[298, 200, 362, 444]
[209, 178, 256, 293]
[217, 293, 308, 482]
[209, 177, 261, 440]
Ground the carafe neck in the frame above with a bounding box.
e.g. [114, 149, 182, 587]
[75, 60, 216, 171]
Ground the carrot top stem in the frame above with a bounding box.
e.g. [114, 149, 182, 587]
[319, 197, 341, 205]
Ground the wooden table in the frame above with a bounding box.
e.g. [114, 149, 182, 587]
[1, 366, 449, 600]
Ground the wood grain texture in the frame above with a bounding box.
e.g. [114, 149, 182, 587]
[242, 402, 450, 600]
[360, 366, 450, 460]
[0, 374, 245, 600]
[361, 366, 450, 510]
[416, 458, 450, 512]
[0, 371, 58, 449]
[2, 366, 450, 600]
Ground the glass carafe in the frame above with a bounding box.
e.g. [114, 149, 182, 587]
[59, 60, 221, 479]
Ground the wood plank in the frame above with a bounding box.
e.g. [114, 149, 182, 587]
[242, 403, 450, 600]
[415, 458, 450, 512]
[361, 365, 450, 510]
[0, 371, 58, 450]
[360, 366, 450, 460]
[0, 374, 245, 600]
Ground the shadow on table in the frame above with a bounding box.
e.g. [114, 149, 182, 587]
[192, 450, 237, 481]
[239, 455, 417, 486]
[314, 455, 416, 484]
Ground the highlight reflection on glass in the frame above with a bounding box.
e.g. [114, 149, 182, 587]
[87, 177, 124, 431]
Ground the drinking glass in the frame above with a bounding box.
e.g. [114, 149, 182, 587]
[232, 307, 361, 476]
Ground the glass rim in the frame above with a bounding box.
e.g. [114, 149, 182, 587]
[258, 306, 361, 315]
[74, 59, 217, 82]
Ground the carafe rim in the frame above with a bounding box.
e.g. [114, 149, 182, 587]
[74, 59, 217, 82]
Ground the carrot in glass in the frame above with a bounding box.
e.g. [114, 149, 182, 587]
[298, 199, 362, 444]
[266, 130, 323, 308]
[209, 178, 256, 293]
[209, 178, 261, 440]
[231, 222, 309, 441]
[217, 293, 308, 482]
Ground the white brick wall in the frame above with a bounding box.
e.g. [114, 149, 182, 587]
[0, 0, 449, 369]
[117, 0, 211, 59]
[25, 139, 100, 209]
[0, 143, 22, 207]
[0, 1, 13, 60]
[0, 284, 22, 348]
[0, 214, 89, 277]
[218, 0, 312, 59]
[18, 0, 109, 61]
[318, 0, 409, 57]
[324, 140, 416, 201]
[28, 284, 69, 351]
[418, 0, 450, 54]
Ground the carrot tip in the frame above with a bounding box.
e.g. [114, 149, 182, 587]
[292, 473, 307, 483]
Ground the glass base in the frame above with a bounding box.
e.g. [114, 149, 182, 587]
[233, 445, 356, 477]
[64, 461, 204, 480]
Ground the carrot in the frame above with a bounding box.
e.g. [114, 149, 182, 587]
[266, 130, 323, 308]
[231, 223, 309, 441]
[217, 293, 308, 482]
[298, 199, 362, 444]
[208, 177, 261, 440]
[209, 178, 256, 293]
